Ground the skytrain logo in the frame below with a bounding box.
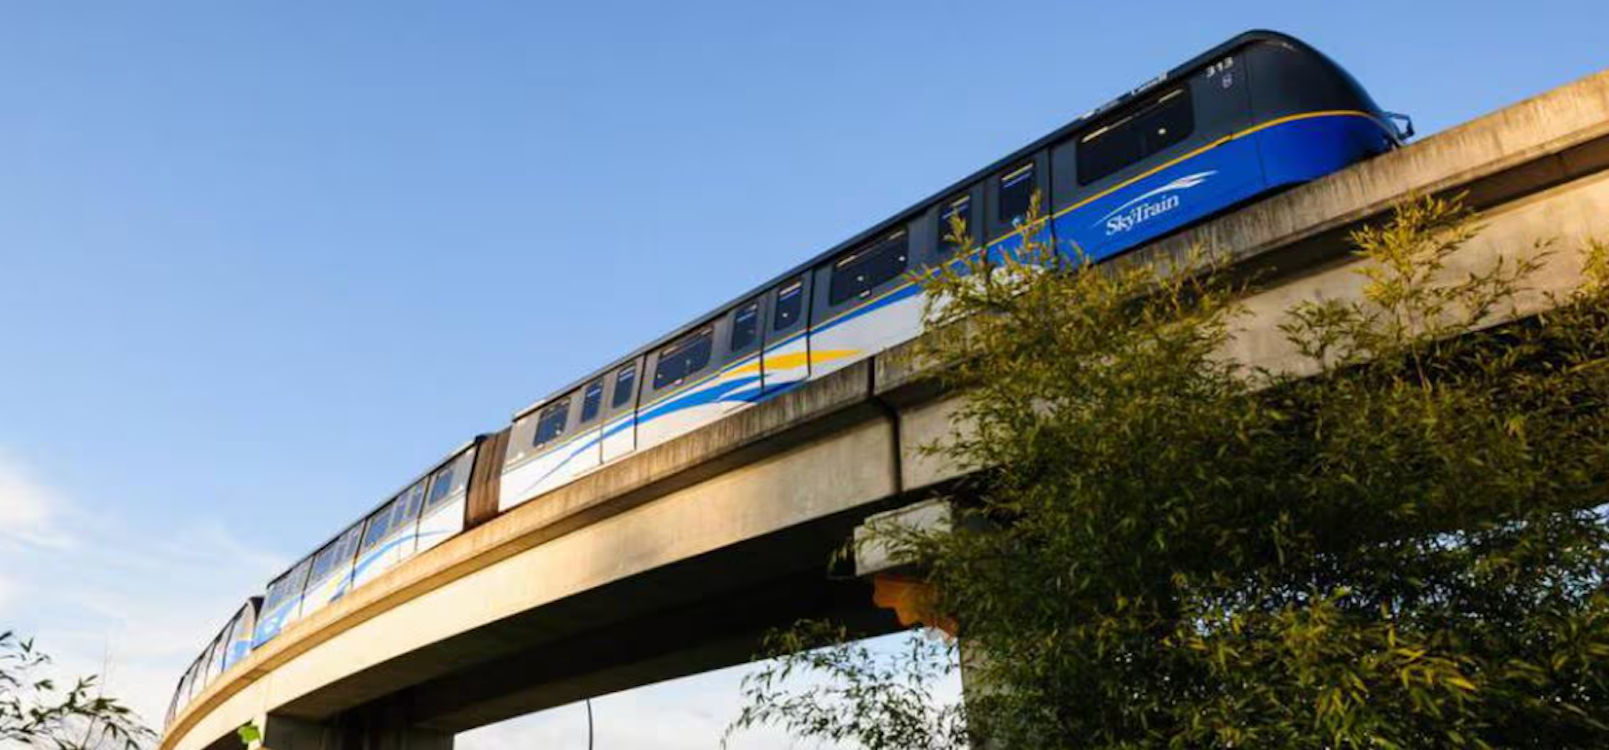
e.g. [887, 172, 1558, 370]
[1097, 171, 1216, 236]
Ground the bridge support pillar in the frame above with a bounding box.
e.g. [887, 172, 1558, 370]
[259, 702, 451, 750]
[258, 714, 336, 750]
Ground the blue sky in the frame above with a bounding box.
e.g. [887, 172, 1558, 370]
[1, 0, 1604, 742]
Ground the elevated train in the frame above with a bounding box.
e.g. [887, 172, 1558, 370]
[166, 30, 1407, 726]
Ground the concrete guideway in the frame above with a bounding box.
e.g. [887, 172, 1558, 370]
[165, 68, 1609, 750]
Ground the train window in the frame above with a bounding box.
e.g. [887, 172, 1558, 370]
[391, 486, 423, 531]
[1078, 88, 1193, 185]
[424, 452, 473, 512]
[264, 557, 312, 610]
[829, 230, 908, 306]
[262, 576, 288, 611]
[997, 163, 1036, 226]
[534, 399, 570, 446]
[774, 279, 804, 331]
[360, 501, 398, 552]
[1137, 89, 1193, 154]
[653, 327, 713, 390]
[398, 481, 427, 523]
[308, 544, 338, 584]
[308, 524, 360, 584]
[579, 380, 604, 424]
[267, 576, 292, 610]
[205, 636, 226, 681]
[425, 464, 456, 509]
[937, 195, 972, 255]
[730, 301, 759, 352]
[611, 365, 636, 408]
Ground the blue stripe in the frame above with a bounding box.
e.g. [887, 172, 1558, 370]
[349, 531, 421, 583]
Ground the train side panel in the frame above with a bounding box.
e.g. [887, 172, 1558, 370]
[417, 446, 477, 553]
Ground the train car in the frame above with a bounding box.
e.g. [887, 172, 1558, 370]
[493, 29, 1403, 515]
[171, 30, 1404, 726]
[248, 439, 500, 649]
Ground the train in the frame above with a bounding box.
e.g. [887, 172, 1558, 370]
[165, 29, 1407, 726]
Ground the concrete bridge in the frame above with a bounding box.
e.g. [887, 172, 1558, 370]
[164, 68, 1609, 750]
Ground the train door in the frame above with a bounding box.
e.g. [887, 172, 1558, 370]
[299, 522, 363, 618]
[499, 390, 591, 509]
[571, 377, 607, 474]
[350, 488, 424, 589]
[713, 296, 766, 415]
[985, 153, 1050, 262]
[809, 221, 923, 377]
[761, 276, 810, 394]
[637, 322, 724, 450]
[600, 357, 643, 463]
[417, 446, 476, 553]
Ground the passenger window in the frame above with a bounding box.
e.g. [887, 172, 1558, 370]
[360, 502, 396, 552]
[730, 301, 759, 352]
[611, 365, 636, 408]
[265, 558, 312, 610]
[1078, 88, 1193, 185]
[938, 195, 972, 255]
[773, 279, 804, 331]
[425, 464, 456, 509]
[654, 327, 714, 390]
[309, 526, 358, 584]
[391, 492, 420, 532]
[534, 399, 570, 446]
[579, 380, 604, 424]
[1137, 89, 1192, 155]
[308, 547, 334, 585]
[314, 542, 342, 582]
[829, 230, 909, 306]
[398, 481, 426, 522]
[997, 163, 1036, 226]
[264, 574, 291, 610]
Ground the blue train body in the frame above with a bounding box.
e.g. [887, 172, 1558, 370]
[1059, 111, 1393, 262]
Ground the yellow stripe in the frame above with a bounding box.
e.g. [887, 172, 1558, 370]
[636, 350, 761, 412]
[1047, 109, 1378, 223]
[805, 110, 1381, 331]
[808, 349, 858, 367]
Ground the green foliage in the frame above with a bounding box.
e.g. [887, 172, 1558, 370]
[235, 720, 261, 748]
[0, 630, 154, 750]
[726, 621, 967, 750]
[732, 196, 1609, 749]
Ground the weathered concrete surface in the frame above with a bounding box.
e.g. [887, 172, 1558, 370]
[257, 703, 450, 750]
[165, 68, 1609, 750]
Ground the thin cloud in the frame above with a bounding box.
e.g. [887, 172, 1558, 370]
[0, 449, 75, 550]
[0, 447, 285, 727]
